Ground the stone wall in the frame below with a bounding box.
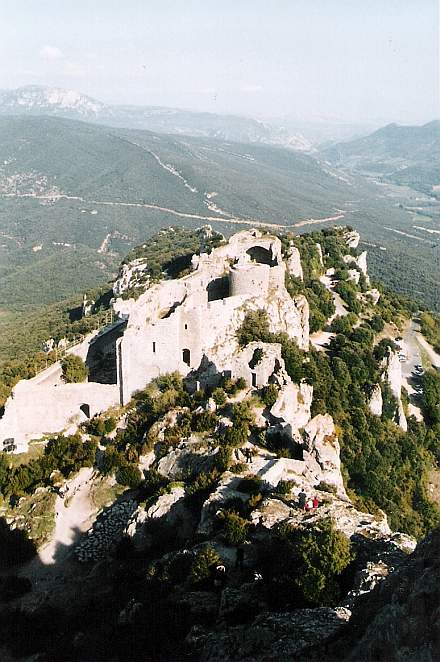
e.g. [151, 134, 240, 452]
[0, 380, 119, 452]
[117, 229, 309, 404]
[1, 229, 311, 450]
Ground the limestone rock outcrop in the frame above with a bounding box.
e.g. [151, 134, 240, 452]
[316, 242, 324, 266]
[368, 384, 383, 417]
[286, 243, 303, 280]
[344, 250, 370, 285]
[270, 380, 313, 432]
[187, 607, 352, 661]
[381, 350, 407, 431]
[303, 414, 347, 497]
[112, 257, 149, 298]
[344, 229, 361, 249]
[157, 437, 216, 479]
[345, 526, 440, 662]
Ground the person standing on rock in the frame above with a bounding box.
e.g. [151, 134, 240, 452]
[312, 496, 319, 509]
[298, 490, 307, 509]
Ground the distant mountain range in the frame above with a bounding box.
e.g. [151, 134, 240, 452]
[0, 85, 313, 151]
[321, 120, 440, 194]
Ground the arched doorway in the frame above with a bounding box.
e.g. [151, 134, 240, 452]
[246, 245, 277, 266]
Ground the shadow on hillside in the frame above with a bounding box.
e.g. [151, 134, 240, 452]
[0, 509, 133, 660]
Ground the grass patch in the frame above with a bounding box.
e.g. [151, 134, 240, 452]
[1, 490, 56, 548]
[90, 477, 126, 512]
[6, 442, 45, 469]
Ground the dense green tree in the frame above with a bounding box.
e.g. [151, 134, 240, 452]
[61, 355, 88, 383]
[295, 519, 353, 605]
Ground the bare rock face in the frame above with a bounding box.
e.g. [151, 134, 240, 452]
[187, 607, 351, 661]
[343, 251, 370, 285]
[270, 381, 313, 432]
[368, 384, 383, 417]
[157, 436, 216, 479]
[112, 258, 149, 298]
[303, 414, 347, 497]
[347, 269, 361, 285]
[286, 243, 303, 280]
[344, 230, 361, 249]
[250, 493, 394, 541]
[145, 485, 185, 519]
[316, 242, 324, 267]
[356, 251, 368, 276]
[345, 526, 440, 662]
[381, 350, 407, 431]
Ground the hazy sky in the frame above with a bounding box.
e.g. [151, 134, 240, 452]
[1, 0, 438, 124]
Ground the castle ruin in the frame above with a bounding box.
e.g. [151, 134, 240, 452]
[0, 229, 309, 452]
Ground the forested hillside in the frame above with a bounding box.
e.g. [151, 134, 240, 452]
[321, 120, 440, 195]
[1, 115, 440, 340]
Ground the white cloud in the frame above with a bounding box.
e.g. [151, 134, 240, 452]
[39, 45, 64, 60]
[241, 84, 264, 94]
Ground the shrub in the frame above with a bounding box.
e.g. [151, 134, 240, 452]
[221, 376, 247, 395]
[60, 354, 88, 383]
[141, 469, 170, 499]
[232, 400, 255, 426]
[260, 384, 279, 408]
[190, 546, 221, 584]
[316, 481, 337, 494]
[422, 370, 440, 425]
[212, 388, 227, 406]
[275, 480, 296, 495]
[222, 424, 249, 447]
[235, 377, 247, 391]
[237, 310, 270, 346]
[87, 416, 106, 436]
[103, 417, 117, 434]
[191, 410, 218, 433]
[295, 519, 353, 605]
[214, 445, 232, 472]
[101, 445, 125, 476]
[219, 511, 250, 546]
[116, 463, 143, 489]
[230, 462, 247, 474]
[330, 313, 358, 335]
[369, 314, 385, 332]
[335, 281, 361, 314]
[237, 474, 263, 495]
[185, 469, 220, 516]
[381, 382, 399, 422]
[186, 470, 219, 498]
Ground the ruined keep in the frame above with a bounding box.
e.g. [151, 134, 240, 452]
[0, 229, 309, 452]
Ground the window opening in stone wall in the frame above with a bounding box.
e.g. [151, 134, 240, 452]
[80, 403, 91, 418]
[182, 348, 191, 366]
[153, 341, 156, 353]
